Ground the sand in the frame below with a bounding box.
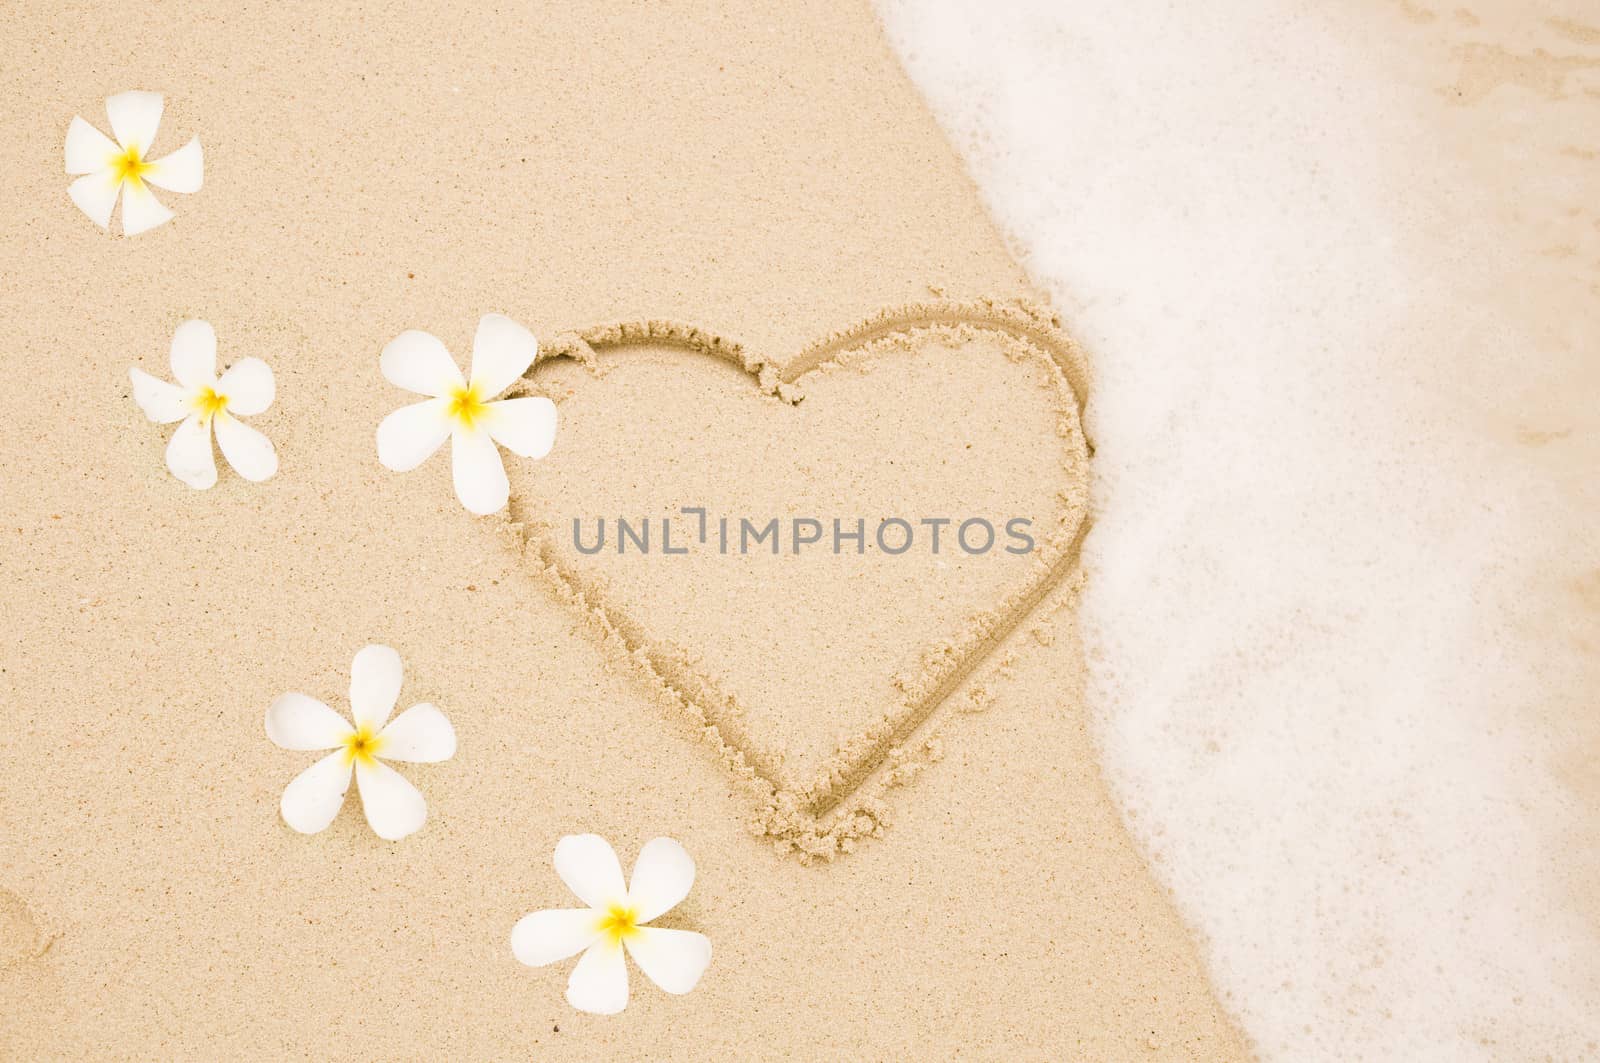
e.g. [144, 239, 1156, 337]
[0, 2, 1245, 1060]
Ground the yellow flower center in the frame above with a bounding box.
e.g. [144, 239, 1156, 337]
[192, 387, 229, 422]
[445, 383, 489, 431]
[597, 904, 640, 944]
[110, 144, 152, 188]
[342, 725, 384, 766]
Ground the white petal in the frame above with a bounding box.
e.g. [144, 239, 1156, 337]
[553, 834, 627, 910]
[129, 367, 189, 423]
[265, 693, 354, 750]
[354, 758, 427, 841]
[450, 428, 508, 515]
[65, 117, 118, 174]
[511, 909, 603, 968]
[624, 927, 711, 995]
[566, 939, 628, 1015]
[105, 90, 163, 152]
[380, 330, 464, 398]
[280, 750, 353, 835]
[169, 319, 217, 388]
[484, 397, 557, 460]
[468, 314, 538, 399]
[144, 136, 202, 193]
[376, 399, 451, 472]
[165, 413, 216, 489]
[377, 703, 455, 763]
[349, 644, 402, 732]
[67, 171, 119, 229]
[214, 413, 277, 483]
[627, 837, 696, 923]
[216, 357, 273, 415]
[120, 180, 173, 236]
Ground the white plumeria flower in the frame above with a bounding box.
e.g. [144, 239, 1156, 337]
[265, 645, 456, 842]
[376, 314, 558, 516]
[129, 320, 278, 489]
[512, 834, 712, 1015]
[65, 91, 202, 235]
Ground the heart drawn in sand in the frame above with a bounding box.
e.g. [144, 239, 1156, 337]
[500, 302, 1091, 858]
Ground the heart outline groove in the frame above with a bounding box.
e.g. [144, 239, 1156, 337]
[500, 299, 1092, 860]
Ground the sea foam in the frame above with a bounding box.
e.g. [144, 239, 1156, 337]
[876, 1, 1600, 1058]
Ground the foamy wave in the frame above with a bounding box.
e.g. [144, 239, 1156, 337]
[876, 1, 1600, 1058]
